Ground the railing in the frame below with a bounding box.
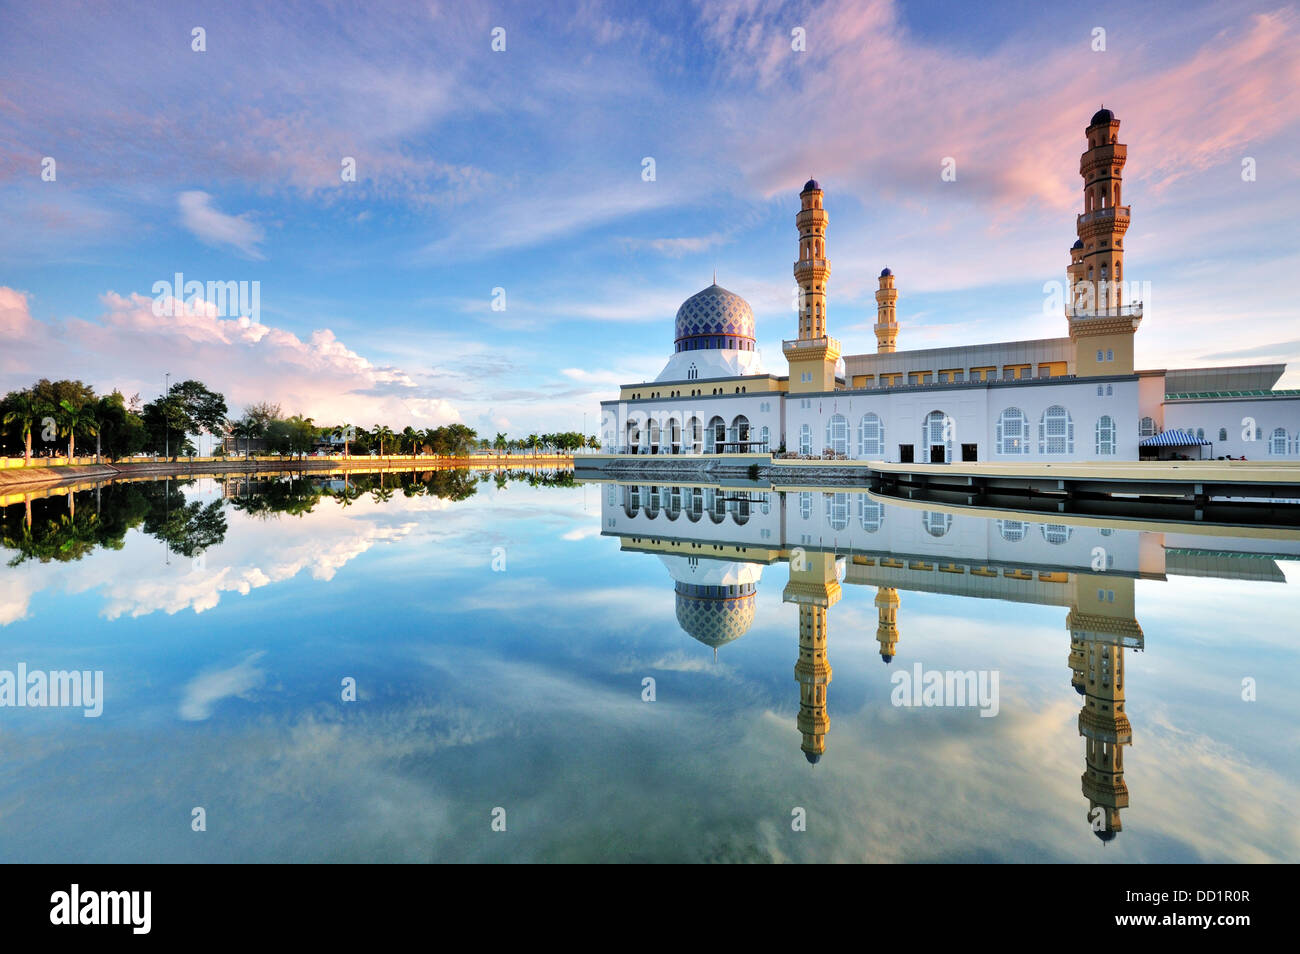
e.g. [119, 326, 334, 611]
[782, 335, 841, 352]
[1077, 205, 1130, 227]
[1067, 302, 1143, 319]
[792, 258, 829, 270]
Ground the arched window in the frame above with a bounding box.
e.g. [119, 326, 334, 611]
[922, 511, 952, 537]
[648, 418, 661, 454]
[922, 410, 952, 463]
[729, 415, 750, 450]
[1218, 427, 1228, 442]
[799, 424, 812, 456]
[1095, 415, 1116, 455]
[1042, 524, 1072, 545]
[826, 414, 848, 455]
[859, 497, 884, 532]
[858, 413, 884, 457]
[799, 492, 812, 519]
[1139, 416, 1155, 437]
[998, 520, 1027, 542]
[706, 416, 726, 453]
[687, 363, 698, 380]
[996, 408, 1030, 455]
[1271, 427, 1289, 455]
[758, 425, 770, 452]
[1039, 405, 1074, 454]
[685, 417, 703, 454]
[622, 484, 639, 517]
[685, 487, 703, 521]
[825, 493, 849, 531]
[625, 420, 641, 453]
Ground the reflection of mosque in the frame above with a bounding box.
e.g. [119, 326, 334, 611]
[603, 481, 1300, 841]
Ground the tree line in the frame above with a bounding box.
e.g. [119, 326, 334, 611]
[0, 378, 599, 462]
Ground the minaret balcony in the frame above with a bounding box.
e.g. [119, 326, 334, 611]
[793, 258, 830, 276]
[1066, 302, 1143, 320]
[783, 335, 841, 355]
[1077, 205, 1130, 228]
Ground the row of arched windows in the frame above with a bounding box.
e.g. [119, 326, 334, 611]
[993, 406, 1081, 455]
[625, 414, 768, 453]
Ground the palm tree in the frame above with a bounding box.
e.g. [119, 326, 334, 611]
[336, 423, 352, 457]
[493, 432, 507, 454]
[527, 433, 540, 456]
[57, 399, 97, 462]
[3, 390, 48, 465]
[373, 425, 394, 456]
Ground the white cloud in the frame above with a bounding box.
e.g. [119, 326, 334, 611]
[178, 191, 266, 259]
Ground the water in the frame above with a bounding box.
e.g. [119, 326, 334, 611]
[1, 470, 1297, 863]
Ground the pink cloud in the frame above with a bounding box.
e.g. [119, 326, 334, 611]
[0, 287, 460, 429]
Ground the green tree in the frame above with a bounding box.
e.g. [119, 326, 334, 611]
[2, 389, 50, 464]
[56, 398, 98, 461]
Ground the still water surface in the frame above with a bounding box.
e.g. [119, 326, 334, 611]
[1, 470, 1297, 862]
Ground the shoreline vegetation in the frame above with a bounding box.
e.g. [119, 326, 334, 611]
[0, 453, 576, 495]
[1, 375, 596, 494]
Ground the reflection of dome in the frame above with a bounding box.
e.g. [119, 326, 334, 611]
[674, 284, 756, 351]
[881, 654, 894, 664]
[804, 751, 820, 765]
[674, 582, 757, 649]
[1094, 828, 1118, 842]
[1089, 107, 1115, 127]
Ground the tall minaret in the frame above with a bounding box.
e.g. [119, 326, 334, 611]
[875, 586, 899, 662]
[785, 179, 841, 393]
[874, 268, 898, 353]
[1069, 575, 1142, 842]
[785, 549, 841, 764]
[1068, 107, 1142, 377]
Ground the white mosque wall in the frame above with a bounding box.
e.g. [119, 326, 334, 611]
[1161, 397, 1300, 459]
[602, 376, 1139, 461]
[785, 377, 1140, 463]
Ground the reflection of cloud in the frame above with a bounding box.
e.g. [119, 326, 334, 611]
[179, 651, 267, 721]
[561, 525, 602, 541]
[100, 521, 415, 620]
[0, 576, 32, 625]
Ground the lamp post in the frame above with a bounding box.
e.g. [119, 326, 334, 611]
[164, 371, 170, 460]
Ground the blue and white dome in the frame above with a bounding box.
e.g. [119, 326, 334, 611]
[674, 582, 757, 649]
[673, 284, 756, 353]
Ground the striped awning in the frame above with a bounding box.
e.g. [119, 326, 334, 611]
[1140, 429, 1211, 447]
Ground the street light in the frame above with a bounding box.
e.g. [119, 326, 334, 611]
[164, 371, 170, 460]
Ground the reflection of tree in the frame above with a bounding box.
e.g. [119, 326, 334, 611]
[3, 511, 101, 566]
[226, 476, 323, 518]
[2, 468, 571, 566]
[142, 483, 228, 558]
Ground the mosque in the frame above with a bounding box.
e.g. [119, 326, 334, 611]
[598, 110, 1300, 464]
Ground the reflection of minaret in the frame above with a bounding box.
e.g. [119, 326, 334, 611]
[785, 550, 842, 764]
[1069, 575, 1142, 842]
[874, 586, 899, 663]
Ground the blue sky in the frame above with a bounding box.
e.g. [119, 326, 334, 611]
[2, 0, 1297, 434]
